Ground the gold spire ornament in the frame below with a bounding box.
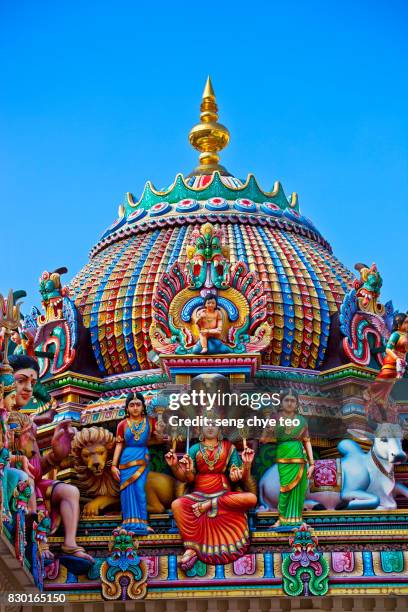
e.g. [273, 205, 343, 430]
[188, 76, 230, 176]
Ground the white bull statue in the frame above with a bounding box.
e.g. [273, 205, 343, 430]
[258, 423, 408, 511]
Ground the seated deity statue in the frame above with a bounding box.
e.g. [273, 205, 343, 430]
[193, 294, 224, 354]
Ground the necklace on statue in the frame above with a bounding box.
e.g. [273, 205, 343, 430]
[200, 442, 222, 470]
[127, 417, 147, 442]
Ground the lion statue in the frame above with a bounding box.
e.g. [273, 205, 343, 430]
[71, 426, 184, 518]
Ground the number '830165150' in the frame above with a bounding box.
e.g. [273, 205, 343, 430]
[7, 593, 66, 603]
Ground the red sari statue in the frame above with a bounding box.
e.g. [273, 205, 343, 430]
[378, 313, 408, 382]
[366, 312, 408, 421]
[165, 424, 257, 570]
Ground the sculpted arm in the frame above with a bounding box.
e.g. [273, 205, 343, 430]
[40, 420, 77, 473]
[148, 417, 168, 446]
[259, 413, 277, 444]
[385, 332, 401, 362]
[302, 436, 315, 479]
[40, 452, 57, 474]
[229, 446, 255, 482]
[111, 420, 125, 483]
[111, 441, 124, 481]
[112, 441, 123, 468]
[204, 310, 222, 338]
[193, 308, 205, 328]
[216, 310, 222, 333]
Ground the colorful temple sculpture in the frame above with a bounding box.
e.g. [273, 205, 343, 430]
[1, 77, 408, 608]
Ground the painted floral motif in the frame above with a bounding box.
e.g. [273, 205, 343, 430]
[282, 524, 329, 597]
[313, 459, 338, 488]
[233, 554, 256, 576]
[142, 555, 159, 578]
[331, 551, 354, 573]
[149, 202, 172, 217]
[380, 551, 404, 574]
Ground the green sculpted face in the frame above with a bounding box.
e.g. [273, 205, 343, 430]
[364, 270, 382, 293]
[39, 276, 59, 300]
[187, 223, 230, 289]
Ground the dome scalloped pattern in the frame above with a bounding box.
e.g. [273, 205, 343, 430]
[69, 174, 354, 375]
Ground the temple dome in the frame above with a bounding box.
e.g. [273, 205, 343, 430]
[69, 79, 354, 375]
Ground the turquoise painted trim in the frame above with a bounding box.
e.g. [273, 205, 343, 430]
[125, 172, 293, 213]
[233, 224, 249, 266]
[166, 225, 188, 270]
[169, 366, 251, 374]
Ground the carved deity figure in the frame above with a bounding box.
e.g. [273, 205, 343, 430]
[8, 410, 93, 562]
[38, 267, 68, 322]
[260, 390, 315, 528]
[354, 262, 384, 314]
[379, 313, 408, 381]
[165, 423, 257, 570]
[193, 294, 223, 354]
[0, 377, 34, 522]
[111, 392, 165, 534]
[366, 312, 408, 419]
[149, 222, 271, 357]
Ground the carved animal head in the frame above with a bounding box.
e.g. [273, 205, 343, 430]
[8, 411, 39, 459]
[348, 423, 406, 465]
[71, 426, 118, 496]
[81, 442, 108, 476]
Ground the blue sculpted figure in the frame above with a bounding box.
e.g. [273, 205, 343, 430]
[111, 392, 164, 534]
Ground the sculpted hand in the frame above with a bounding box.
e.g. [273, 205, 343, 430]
[154, 420, 168, 441]
[241, 447, 255, 466]
[179, 454, 194, 472]
[51, 421, 76, 463]
[21, 455, 36, 479]
[165, 450, 178, 467]
[111, 466, 120, 482]
[307, 464, 315, 479]
[20, 329, 35, 354]
[48, 398, 58, 420]
[155, 420, 166, 434]
[396, 358, 406, 373]
[230, 466, 243, 482]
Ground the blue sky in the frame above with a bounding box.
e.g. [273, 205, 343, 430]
[1, 0, 407, 313]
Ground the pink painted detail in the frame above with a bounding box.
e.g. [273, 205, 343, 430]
[233, 554, 256, 576]
[234, 198, 256, 211]
[313, 459, 338, 488]
[177, 199, 197, 208]
[206, 197, 227, 208]
[331, 551, 354, 573]
[45, 559, 60, 580]
[142, 556, 159, 578]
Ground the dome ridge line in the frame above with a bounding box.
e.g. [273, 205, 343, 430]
[123, 171, 298, 214]
[89, 212, 332, 260]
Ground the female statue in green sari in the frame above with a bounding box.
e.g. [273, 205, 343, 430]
[260, 389, 315, 527]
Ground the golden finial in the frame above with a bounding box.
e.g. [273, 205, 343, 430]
[188, 76, 230, 176]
